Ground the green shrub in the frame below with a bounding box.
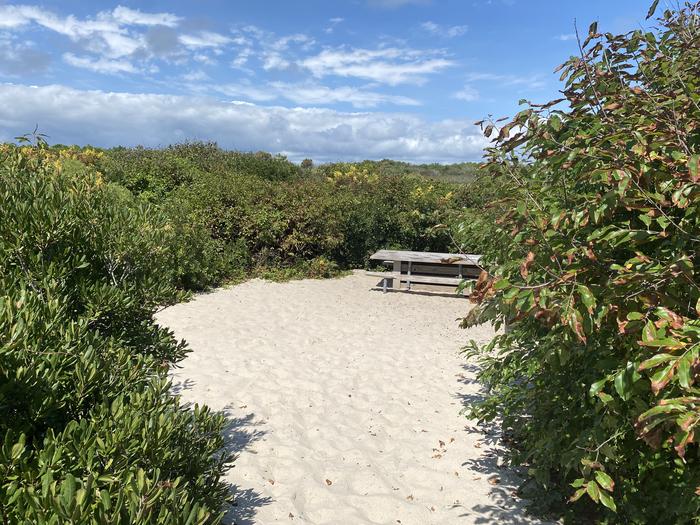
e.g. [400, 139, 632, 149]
[458, 3, 700, 523]
[102, 142, 300, 204]
[0, 143, 230, 523]
[317, 159, 480, 184]
[120, 154, 463, 278]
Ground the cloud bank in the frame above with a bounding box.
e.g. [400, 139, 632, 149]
[0, 83, 487, 163]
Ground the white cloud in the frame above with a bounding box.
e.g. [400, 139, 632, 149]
[179, 31, 232, 50]
[231, 49, 253, 70]
[0, 4, 192, 72]
[111, 6, 181, 27]
[88, 30, 142, 58]
[300, 47, 453, 85]
[63, 53, 140, 74]
[261, 52, 290, 70]
[231, 51, 250, 67]
[179, 32, 231, 51]
[453, 85, 479, 101]
[0, 83, 487, 162]
[193, 54, 217, 65]
[555, 33, 576, 41]
[324, 17, 344, 34]
[0, 5, 35, 28]
[271, 33, 314, 51]
[211, 81, 420, 108]
[421, 21, 468, 38]
[182, 70, 209, 82]
[465, 72, 546, 89]
[0, 5, 138, 58]
[277, 83, 420, 108]
[0, 5, 181, 59]
[228, 25, 317, 72]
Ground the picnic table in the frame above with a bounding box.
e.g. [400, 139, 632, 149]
[366, 249, 482, 293]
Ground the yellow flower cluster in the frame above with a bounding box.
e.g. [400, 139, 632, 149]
[57, 146, 104, 166]
[328, 165, 379, 185]
[1, 144, 105, 186]
[0, 144, 103, 167]
[410, 184, 434, 199]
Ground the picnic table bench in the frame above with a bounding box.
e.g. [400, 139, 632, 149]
[366, 249, 482, 293]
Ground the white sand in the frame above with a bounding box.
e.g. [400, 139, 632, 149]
[156, 271, 543, 525]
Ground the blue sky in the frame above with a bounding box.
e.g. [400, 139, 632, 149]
[0, 0, 653, 162]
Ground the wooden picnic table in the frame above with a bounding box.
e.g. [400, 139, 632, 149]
[367, 250, 482, 293]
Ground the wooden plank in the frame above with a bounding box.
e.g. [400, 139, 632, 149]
[395, 262, 481, 277]
[400, 274, 463, 285]
[365, 272, 396, 278]
[365, 271, 464, 286]
[392, 261, 401, 290]
[370, 250, 481, 266]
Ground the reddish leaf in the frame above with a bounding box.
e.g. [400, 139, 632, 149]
[595, 471, 615, 492]
[570, 309, 587, 343]
[689, 154, 700, 182]
[519, 251, 535, 279]
[604, 102, 622, 111]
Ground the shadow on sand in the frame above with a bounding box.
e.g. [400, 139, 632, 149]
[170, 377, 196, 395]
[170, 377, 272, 523]
[368, 285, 468, 300]
[454, 363, 546, 524]
[220, 411, 272, 525]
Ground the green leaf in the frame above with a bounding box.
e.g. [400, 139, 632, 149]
[571, 478, 585, 488]
[678, 354, 692, 389]
[638, 353, 675, 371]
[595, 471, 615, 492]
[589, 377, 609, 397]
[42, 469, 54, 496]
[100, 489, 111, 510]
[597, 391, 614, 404]
[587, 480, 600, 503]
[638, 337, 685, 349]
[638, 403, 684, 420]
[61, 474, 76, 507]
[649, 364, 675, 394]
[646, 0, 660, 19]
[137, 468, 146, 492]
[550, 116, 562, 132]
[599, 490, 617, 512]
[10, 434, 25, 460]
[493, 278, 510, 291]
[642, 320, 657, 343]
[614, 362, 638, 401]
[577, 284, 596, 313]
[569, 487, 587, 502]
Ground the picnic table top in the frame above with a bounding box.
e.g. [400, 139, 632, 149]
[369, 250, 481, 265]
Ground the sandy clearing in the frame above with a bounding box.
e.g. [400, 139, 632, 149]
[156, 271, 542, 525]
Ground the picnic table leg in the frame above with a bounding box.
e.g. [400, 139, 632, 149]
[392, 261, 401, 290]
[382, 277, 388, 293]
[407, 261, 412, 291]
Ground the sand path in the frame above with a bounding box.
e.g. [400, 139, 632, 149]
[156, 271, 541, 525]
